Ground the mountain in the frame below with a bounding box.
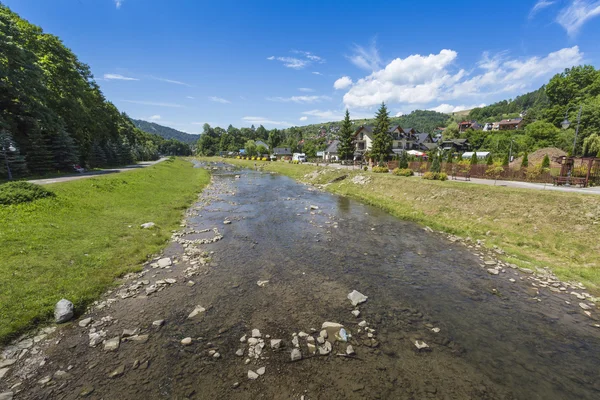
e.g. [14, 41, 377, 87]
[132, 120, 200, 143]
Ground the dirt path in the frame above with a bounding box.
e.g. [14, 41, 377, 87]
[2, 162, 599, 400]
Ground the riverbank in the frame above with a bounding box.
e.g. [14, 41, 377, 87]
[0, 158, 210, 343]
[205, 157, 600, 290]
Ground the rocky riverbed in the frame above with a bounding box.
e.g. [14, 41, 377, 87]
[1, 162, 599, 400]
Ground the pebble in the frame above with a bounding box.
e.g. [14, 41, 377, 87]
[188, 306, 206, 319]
[257, 367, 266, 375]
[186, 281, 196, 287]
[358, 321, 368, 328]
[487, 268, 499, 275]
[103, 337, 120, 352]
[351, 310, 361, 317]
[291, 348, 302, 361]
[108, 365, 125, 378]
[579, 303, 592, 311]
[319, 341, 332, 355]
[153, 320, 165, 327]
[270, 339, 282, 349]
[181, 337, 192, 346]
[347, 290, 368, 306]
[252, 329, 261, 338]
[257, 280, 269, 287]
[54, 299, 74, 324]
[346, 345, 355, 355]
[79, 317, 93, 328]
[292, 336, 299, 348]
[223, 220, 231, 225]
[414, 340, 429, 350]
[240, 335, 247, 343]
[235, 349, 244, 357]
[432, 328, 441, 333]
[509, 278, 516, 283]
[212, 352, 221, 359]
[247, 370, 259, 380]
[157, 258, 172, 268]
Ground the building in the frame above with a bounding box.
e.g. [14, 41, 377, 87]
[458, 121, 483, 133]
[498, 118, 523, 130]
[255, 140, 269, 150]
[440, 139, 471, 153]
[324, 139, 339, 162]
[271, 147, 292, 160]
[462, 151, 490, 160]
[353, 125, 439, 159]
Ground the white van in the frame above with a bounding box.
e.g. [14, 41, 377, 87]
[293, 153, 306, 163]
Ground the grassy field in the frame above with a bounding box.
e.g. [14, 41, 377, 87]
[207, 157, 600, 290]
[0, 158, 210, 343]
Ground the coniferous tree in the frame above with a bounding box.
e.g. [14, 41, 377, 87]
[486, 153, 494, 165]
[541, 154, 550, 169]
[51, 129, 79, 170]
[370, 103, 392, 162]
[88, 141, 107, 168]
[25, 129, 54, 174]
[399, 151, 409, 169]
[431, 153, 441, 173]
[502, 153, 509, 166]
[446, 151, 453, 164]
[470, 151, 478, 166]
[0, 130, 28, 178]
[338, 109, 354, 161]
[521, 152, 529, 168]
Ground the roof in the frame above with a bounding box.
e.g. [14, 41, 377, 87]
[325, 139, 340, 153]
[273, 147, 292, 155]
[421, 142, 438, 150]
[414, 133, 431, 144]
[462, 151, 490, 158]
[499, 118, 523, 125]
[255, 140, 269, 149]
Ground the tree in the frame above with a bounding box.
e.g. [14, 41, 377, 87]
[502, 153, 509, 167]
[338, 109, 354, 161]
[370, 103, 392, 161]
[399, 151, 409, 169]
[486, 153, 494, 165]
[443, 122, 459, 139]
[431, 153, 441, 173]
[541, 154, 550, 169]
[521, 151, 529, 168]
[446, 151, 453, 164]
[525, 121, 560, 148]
[50, 129, 79, 170]
[470, 151, 478, 166]
[245, 140, 257, 157]
[25, 129, 54, 174]
[583, 133, 600, 156]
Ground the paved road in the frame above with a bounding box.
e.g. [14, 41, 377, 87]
[305, 162, 600, 195]
[28, 158, 168, 185]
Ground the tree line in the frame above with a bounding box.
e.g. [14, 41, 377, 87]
[0, 5, 191, 179]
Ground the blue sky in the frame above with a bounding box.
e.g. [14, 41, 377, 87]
[4, 0, 600, 133]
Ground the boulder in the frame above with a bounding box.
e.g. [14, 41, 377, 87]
[54, 299, 74, 324]
[290, 348, 302, 361]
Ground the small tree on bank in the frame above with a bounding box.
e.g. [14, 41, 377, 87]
[541, 154, 550, 169]
[338, 109, 354, 161]
[370, 103, 392, 162]
[486, 153, 493, 165]
[521, 151, 529, 168]
[399, 151, 409, 169]
[431, 153, 441, 173]
[502, 153, 509, 167]
[470, 151, 478, 166]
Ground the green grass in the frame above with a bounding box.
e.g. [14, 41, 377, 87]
[207, 157, 600, 290]
[0, 158, 209, 343]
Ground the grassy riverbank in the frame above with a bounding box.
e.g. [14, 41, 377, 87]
[206, 157, 600, 289]
[0, 158, 210, 343]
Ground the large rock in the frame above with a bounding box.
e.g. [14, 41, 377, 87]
[54, 299, 74, 323]
[290, 348, 302, 361]
[347, 290, 368, 306]
[157, 258, 172, 268]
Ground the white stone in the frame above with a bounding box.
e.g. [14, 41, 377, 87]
[157, 258, 172, 268]
[79, 317, 93, 327]
[257, 280, 269, 287]
[251, 329, 261, 338]
[140, 222, 155, 229]
[298, 331, 309, 338]
[414, 340, 429, 350]
[256, 367, 265, 375]
[188, 306, 206, 319]
[248, 370, 259, 380]
[358, 321, 367, 328]
[247, 338, 259, 345]
[54, 299, 74, 323]
[270, 339, 282, 349]
[307, 342, 316, 354]
[290, 348, 302, 361]
[181, 337, 192, 346]
[223, 220, 232, 225]
[432, 328, 441, 333]
[316, 336, 325, 344]
[292, 336, 299, 348]
[153, 320, 165, 327]
[351, 310, 360, 317]
[346, 345, 355, 355]
[318, 341, 332, 355]
[240, 335, 247, 343]
[347, 290, 368, 306]
[487, 268, 499, 275]
[213, 352, 221, 359]
[579, 303, 592, 311]
[165, 278, 176, 284]
[104, 337, 120, 352]
[235, 349, 244, 357]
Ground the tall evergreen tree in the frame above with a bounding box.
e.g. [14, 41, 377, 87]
[470, 151, 478, 166]
[431, 153, 441, 173]
[541, 154, 550, 169]
[486, 153, 494, 165]
[51, 129, 79, 170]
[370, 103, 392, 162]
[399, 151, 409, 169]
[337, 109, 354, 161]
[521, 152, 529, 168]
[25, 129, 54, 174]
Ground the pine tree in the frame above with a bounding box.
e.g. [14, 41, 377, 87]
[486, 153, 493, 165]
[446, 151, 453, 164]
[431, 153, 441, 173]
[541, 154, 550, 169]
[337, 109, 354, 161]
[25, 129, 55, 174]
[0, 130, 28, 178]
[88, 141, 107, 168]
[521, 152, 529, 168]
[51, 129, 79, 171]
[502, 153, 509, 166]
[117, 139, 134, 165]
[470, 151, 478, 166]
[370, 103, 392, 162]
[399, 151, 409, 169]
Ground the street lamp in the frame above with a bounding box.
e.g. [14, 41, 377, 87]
[1, 132, 16, 181]
[561, 105, 583, 156]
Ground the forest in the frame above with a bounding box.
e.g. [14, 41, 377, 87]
[0, 5, 191, 179]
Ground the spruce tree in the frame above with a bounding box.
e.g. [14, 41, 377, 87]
[25, 129, 55, 174]
[486, 153, 493, 165]
[370, 103, 392, 162]
[399, 151, 409, 169]
[446, 151, 453, 164]
[502, 153, 509, 166]
[541, 154, 550, 169]
[470, 151, 478, 166]
[521, 152, 529, 168]
[338, 109, 354, 161]
[431, 153, 441, 173]
[88, 141, 107, 168]
[51, 129, 79, 171]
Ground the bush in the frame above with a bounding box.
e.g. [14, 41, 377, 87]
[422, 172, 448, 181]
[261, 157, 268, 161]
[0, 181, 56, 205]
[372, 166, 389, 173]
[392, 168, 414, 177]
[363, 166, 368, 171]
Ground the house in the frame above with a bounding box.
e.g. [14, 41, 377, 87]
[482, 123, 494, 132]
[272, 147, 292, 160]
[255, 140, 269, 150]
[324, 139, 339, 162]
[353, 125, 439, 159]
[458, 121, 482, 133]
[440, 139, 471, 153]
[498, 118, 523, 130]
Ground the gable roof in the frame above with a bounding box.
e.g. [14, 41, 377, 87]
[325, 139, 340, 153]
[354, 125, 374, 138]
[255, 140, 269, 149]
[273, 147, 292, 155]
[414, 133, 432, 144]
[499, 118, 523, 125]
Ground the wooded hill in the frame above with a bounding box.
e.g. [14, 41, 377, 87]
[132, 119, 199, 144]
[0, 5, 190, 179]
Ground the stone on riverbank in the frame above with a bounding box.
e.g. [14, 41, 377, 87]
[54, 299, 74, 323]
[348, 290, 368, 306]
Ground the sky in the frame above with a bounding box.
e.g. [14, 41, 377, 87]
[4, 0, 600, 133]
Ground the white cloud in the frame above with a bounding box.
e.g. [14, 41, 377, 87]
[104, 73, 138, 81]
[209, 96, 231, 104]
[267, 95, 332, 104]
[292, 50, 325, 63]
[343, 46, 583, 108]
[149, 115, 161, 120]
[429, 103, 486, 113]
[333, 76, 353, 90]
[114, 0, 123, 9]
[395, 111, 404, 117]
[268, 51, 324, 69]
[186, 96, 195, 99]
[347, 39, 382, 71]
[302, 109, 344, 121]
[267, 56, 275, 60]
[150, 76, 192, 87]
[530, 1, 556, 18]
[121, 100, 184, 108]
[299, 116, 308, 121]
[312, 72, 323, 76]
[556, 0, 600, 36]
[298, 88, 314, 92]
[242, 116, 291, 127]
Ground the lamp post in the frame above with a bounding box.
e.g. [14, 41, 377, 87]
[508, 138, 515, 163]
[561, 105, 583, 156]
[1, 132, 16, 181]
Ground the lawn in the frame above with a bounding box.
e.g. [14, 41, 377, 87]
[207, 157, 600, 290]
[0, 158, 210, 343]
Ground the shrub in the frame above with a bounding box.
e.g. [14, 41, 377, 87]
[431, 154, 441, 173]
[363, 166, 368, 171]
[261, 157, 268, 161]
[372, 166, 389, 173]
[422, 172, 447, 181]
[392, 168, 414, 177]
[0, 181, 56, 205]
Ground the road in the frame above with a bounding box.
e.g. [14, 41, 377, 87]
[2, 161, 599, 400]
[27, 158, 169, 185]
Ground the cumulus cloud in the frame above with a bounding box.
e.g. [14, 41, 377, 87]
[395, 111, 404, 117]
[209, 96, 231, 104]
[267, 50, 324, 69]
[342, 46, 583, 108]
[529, 0, 556, 18]
[429, 104, 486, 114]
[104, 73, 138, 81]
[242, 116, 291, 126]
[267, 95, 332, 104]
[556, 0, 600, 36]
[333, 76, 353, 90]
[299, 116, 308, 121]
[302, 109, 344, 121]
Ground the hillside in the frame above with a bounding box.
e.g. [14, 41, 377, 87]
[132, 119, 200, 143]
